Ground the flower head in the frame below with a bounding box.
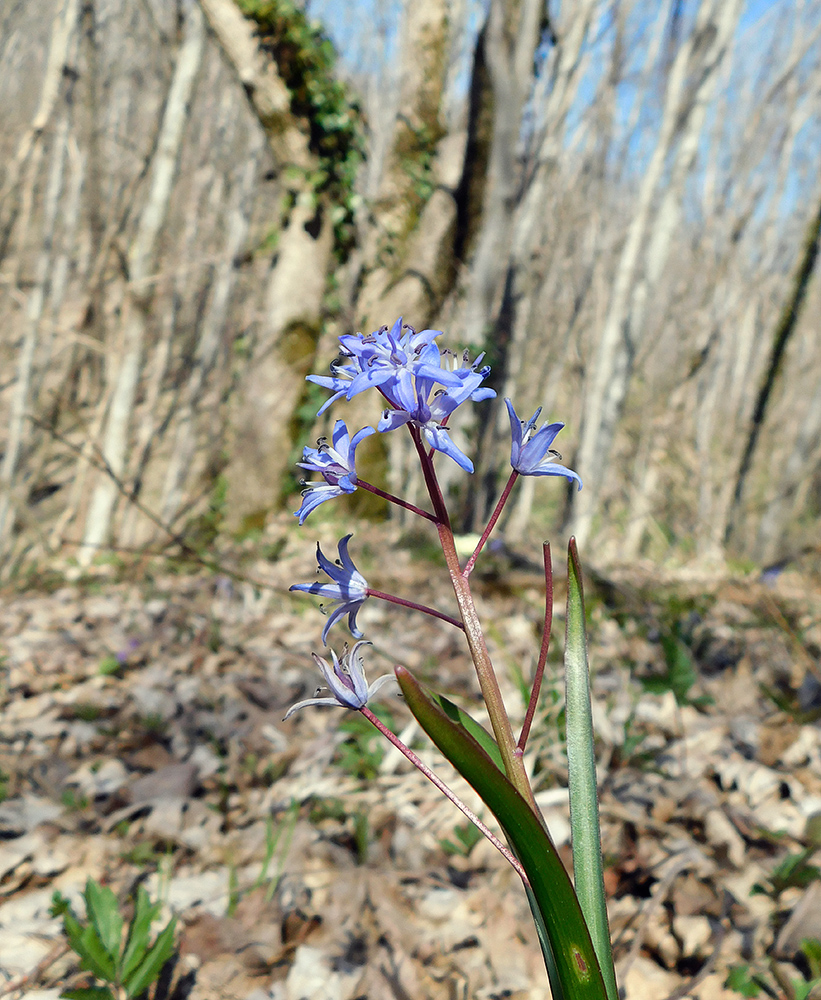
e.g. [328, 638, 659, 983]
[294, 420, 375, 524]
[306, 319, 496, 471]
[505, 398, 582, 488]
[307, 317, 449, 415]
[289, 534, 369, 644]
[283, 640, 395, 719]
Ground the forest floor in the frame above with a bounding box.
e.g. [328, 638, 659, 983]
[1, 516, 820, 1000]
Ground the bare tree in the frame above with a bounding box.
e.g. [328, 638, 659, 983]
[1, 0, 820, 574]
[79, 2, 206, 562]
[725, 191, 821, 551]
[571, 0, 743, 547]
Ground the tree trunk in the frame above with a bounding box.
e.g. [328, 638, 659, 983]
[571, 0, 741, 547]
[724, 190, 821, 551]
[0, 109, 73, 548]
[79, 1, 206, 562]
[460, 0, 544, 349]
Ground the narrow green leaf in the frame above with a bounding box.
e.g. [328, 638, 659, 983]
[60, 988, 116, 1000]
[121, 886, 161, 981]
[433, 694, 505, 772]
[77, 923, 118, 982]
[396, 666, 608, 1000]
[523, 882, 565, 1000]
[61, 907, 89, 957]
[84, 879, 123, 964]
[123, 917, 176, 998]
[566, 539, 619, 1000]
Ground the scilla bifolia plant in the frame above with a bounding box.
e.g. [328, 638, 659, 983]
[288, 317, 618, 1000]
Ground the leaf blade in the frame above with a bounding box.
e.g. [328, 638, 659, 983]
[83, 879, 123, 967]
[121, 885, 161, 982]
[566, 538, 619, 1000]
[396, 666, 608, 1000]
[123, 917, 176, 999]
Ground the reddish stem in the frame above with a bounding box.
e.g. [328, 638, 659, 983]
[366, 588, 464, 630]
[518, 542, 553, 752]
[360, 705, 529, 883]
[357, 479, 437, 522]
[408, 424, 535, 806]
[409, 425, 450, 526]
[463, 470, 519, 578]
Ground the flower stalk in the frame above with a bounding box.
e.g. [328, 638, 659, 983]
[286, 317, 614, 1000]
[518, 541, 553, 752]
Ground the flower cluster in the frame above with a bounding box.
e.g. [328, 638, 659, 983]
[287, 317, 581, 718]
[307, 317, 494, 473]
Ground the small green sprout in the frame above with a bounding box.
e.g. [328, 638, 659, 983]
[51, 878, 176, 1000]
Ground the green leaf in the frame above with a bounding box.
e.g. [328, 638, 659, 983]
[725, 964, 762, 997]
[76, 923, 118, 982]
[440, 821, 483, 857]
[58, 889, 116, 982]
[60, 988, 117, 1000]
[60, 906, 89, 957]
[121, 886, 162, 981]
[83, 879, 123, 964]
[566, 539, 619, 1000]
[524, 881, 565, 1000]
[396, 666, 608, 1000]
[123, 917, 176, 998]
[800, 938, 821, 980]
[433, 694, 505, 772]
[51, 890, 72, 918]
[793, 980, 821, 1000]
[644, 627, 712, 708]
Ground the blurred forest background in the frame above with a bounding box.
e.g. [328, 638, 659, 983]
[1, 0, 820, 580]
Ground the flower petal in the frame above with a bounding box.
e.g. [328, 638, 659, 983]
[283, 696, 348, 720]
[367, 673, 398, 699]
[423, 424, 474, 473]
[294, 484, 342, 524]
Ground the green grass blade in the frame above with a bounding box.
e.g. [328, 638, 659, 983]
[397, 666, 608, 1000]
[566, 539, 619, 1000]
[60, 988, 116, 1000]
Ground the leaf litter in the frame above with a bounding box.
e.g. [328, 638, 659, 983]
[0, 520, 819, 1000]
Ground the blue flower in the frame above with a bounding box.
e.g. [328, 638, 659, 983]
[374, 346, 495, 472]
[306, 318, 495, 430]
[307, 318, 450, 415]
[378, 388, 476, 472]
[289, 535, 369, 644]
[283, 641, 396, 719]
[505, 398, 582, 488]
[294, 420, 375, 524]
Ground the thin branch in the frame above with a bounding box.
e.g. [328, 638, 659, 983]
[27, 415, 282, 594]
